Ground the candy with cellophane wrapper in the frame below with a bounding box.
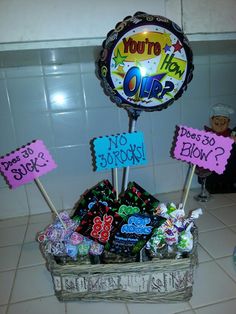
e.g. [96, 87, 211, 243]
[45, 241, 65, 256]
[154, 202, 184, 219]
[148, 202, 202, 258]
[69, 232, 84, 245]
[37, 210, 103, 263]
[177, 223, 194, 253]
[37, 211, 80, 243]
[65, 243, 79, 259]
[89, 242, 104, 255]
[163, 220, 179, 246]
[77, 237, 93, 256]
[188, 208, 203, 220]
[148, 228, 165, 254]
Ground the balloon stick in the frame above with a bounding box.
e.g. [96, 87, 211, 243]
[122, 109, 141, 191]
[113, 168, 119, 200]
[34, 178, 67, 229]
[181, 164, 196, 210]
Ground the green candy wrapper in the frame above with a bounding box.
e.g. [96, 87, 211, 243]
[118, 181, 160, 218]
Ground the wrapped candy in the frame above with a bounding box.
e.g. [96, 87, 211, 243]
[65, 243, 79, 259]
[147, 219, 178, 255]
[105, 182, 164, 258]
[38, 211, 79, 242]
[89, 242, 104, 256]
[37, 211, 81, 258]
[119, 182, 160, 216]
[188, 208, 203, 220]
[148, 228, 166, 255]
[147, 202, 202, 259]
[177, 223, 194, 253]
[37, 231, 47, 243]
[154, 202, 184, 219]
[77, 237, 93, 256]
[45, 241, 65, 256]
[71, 180, 118, 222]
[76, 202, 123, 244]
[162, 220, 179, 246]
[37, 207, 106, 263]
[69, 232, 84, 245]
[107, 213, 164, 257]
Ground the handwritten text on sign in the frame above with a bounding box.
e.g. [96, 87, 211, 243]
[93, 132, 147, 171]
[0, 140, 57, 188]
[173, 125, 234, 174]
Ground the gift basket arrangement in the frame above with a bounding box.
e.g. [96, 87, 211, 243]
[0, 12, 203, 304]
[37, 180, 201, 302]
[36, 14, 199, 302]
[2, 10, 234, 305]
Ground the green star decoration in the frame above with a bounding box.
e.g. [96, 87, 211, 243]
[113, 49, 127, 67]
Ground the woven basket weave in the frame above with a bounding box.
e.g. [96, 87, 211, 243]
[41, 227, 198, 302]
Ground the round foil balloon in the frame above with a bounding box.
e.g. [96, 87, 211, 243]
[97, 12, 194, 112]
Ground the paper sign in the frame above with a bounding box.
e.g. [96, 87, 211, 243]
[0, 140, 57, 188]
[92, 132, 147, 171]
[173, 125, 234, 174]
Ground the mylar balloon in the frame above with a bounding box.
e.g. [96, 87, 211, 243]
[97, 12, 194, 112]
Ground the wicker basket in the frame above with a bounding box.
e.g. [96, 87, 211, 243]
[40, 227, 198, 303]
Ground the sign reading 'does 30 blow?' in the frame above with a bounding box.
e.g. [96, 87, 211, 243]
[0, 140, 57, 189]
[92, 132, 147, 171]
[173, 125, 234, 174]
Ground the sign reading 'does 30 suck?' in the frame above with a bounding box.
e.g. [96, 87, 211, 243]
[0, 140, 57, 189]
[92, 132, 147, 171]
[173, 125, 234, 174]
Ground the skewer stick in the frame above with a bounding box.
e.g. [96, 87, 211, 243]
[123, 118, 137, 191]
[182, 164, 196, 210]
[34, 178, 66, 229]
[113, 168, 119, 200]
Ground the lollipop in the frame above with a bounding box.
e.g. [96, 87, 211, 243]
[177, 223, 194, 253]
[89, 242, 104, 256]
[65, 243, 79, 260]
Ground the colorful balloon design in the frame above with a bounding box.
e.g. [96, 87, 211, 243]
[97, 12, 194, 112]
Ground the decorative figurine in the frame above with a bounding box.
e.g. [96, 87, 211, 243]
[197, 103, 236, 194]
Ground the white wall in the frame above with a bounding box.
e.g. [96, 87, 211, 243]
[0, 0, 181, 48]
[182, 0, 236, 34]
[0, 0, 236, 51]
[0, 40, 236, 219]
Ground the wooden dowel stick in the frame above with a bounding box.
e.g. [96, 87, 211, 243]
[182, 164, 196, 210]
[34, 178, 66, 229]
[114, 168, 119, 200]
[123, 166, 130, 192]
[123, 117, 137, 191]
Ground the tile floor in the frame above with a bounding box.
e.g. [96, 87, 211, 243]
[0, 188, 236, 314]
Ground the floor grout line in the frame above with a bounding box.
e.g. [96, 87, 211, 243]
[214, 258, 236, 284]
[5, 215, 31, 314]
[198, 226, 230, 234]
[192, 296, 236, 312]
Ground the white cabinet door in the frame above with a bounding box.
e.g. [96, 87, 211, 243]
[182, 0, 236, 34]
[0, 0, 182, 50]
